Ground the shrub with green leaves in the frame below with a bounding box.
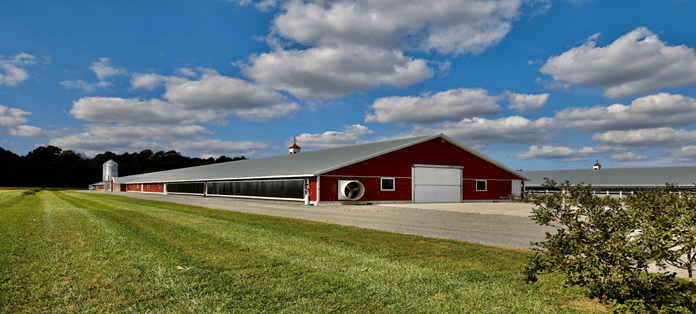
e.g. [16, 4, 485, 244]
[522, 179, 696, 313]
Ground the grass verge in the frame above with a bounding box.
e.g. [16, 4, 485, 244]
[0, 190, 607, 313]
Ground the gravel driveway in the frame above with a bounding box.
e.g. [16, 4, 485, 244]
[91, 191, 556, 251]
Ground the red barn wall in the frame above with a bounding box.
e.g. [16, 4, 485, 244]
[126, 184, 141, 192]
[142, 183, 165, 193]
[319, 137, 524, 202]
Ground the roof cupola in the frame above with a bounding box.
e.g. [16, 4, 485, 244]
[593, 159, 601, 170]
[289, 137, 301, 154]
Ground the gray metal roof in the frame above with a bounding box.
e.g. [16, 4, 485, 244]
[520, 166, 696, 187]
[113, 134, 526, 184]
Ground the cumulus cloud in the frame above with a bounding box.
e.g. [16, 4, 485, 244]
[48, 133, 155, 156]
[0, 53, 35, 87]
[70, 97, 224, 125]
[365, 88, 501, 123]
[662, 146, 696, 161]
[607, 152, 649, 162]
[84, 124, 213, 141]
[163, 71, 290, 110]
[176, 68, 197, 77]
[271, 0, 521, 56]
[90, 58, 126, 80]
[399, 116, 558, 144]
[8, 125, 46, 138]
[592, 127, 696, 148]
[60, 80, 112, 91]
[0, 105, 31, 127]
[292, 124, 374, 149]
[130, 73, 189, 91]
[506, 91, 549, 113]
[130, 70, 301, 121]
[554, 93, 696, 131]
[242, 45, 433, 99]
[511, 144, 616, 162]
[171, 139, 271, 158]
[540, 28, 696, 99]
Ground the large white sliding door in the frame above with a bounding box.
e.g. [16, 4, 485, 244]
[412, 165, 462, 203]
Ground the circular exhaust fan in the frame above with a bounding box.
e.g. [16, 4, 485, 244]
[338, 180, 365, 200]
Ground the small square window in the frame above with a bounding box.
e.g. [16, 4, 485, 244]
[381, 178, 395, 191]
[476, 180, 487, 191]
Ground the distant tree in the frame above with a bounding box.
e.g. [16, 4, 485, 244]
[216, 155, 233, 163]
[0, 146, 247, 188]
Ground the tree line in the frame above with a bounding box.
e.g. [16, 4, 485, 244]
[0, 145, 246, 188]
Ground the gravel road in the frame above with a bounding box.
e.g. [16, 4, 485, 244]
[91, 191, 557, 251]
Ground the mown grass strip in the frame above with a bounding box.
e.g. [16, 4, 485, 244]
[1, 191, 607, 313]
[0, 191, 54, 313]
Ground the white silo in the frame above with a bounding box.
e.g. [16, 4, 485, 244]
[103, 160, 118, 182]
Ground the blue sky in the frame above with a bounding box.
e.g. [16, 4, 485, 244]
[2, 0, 696, 170]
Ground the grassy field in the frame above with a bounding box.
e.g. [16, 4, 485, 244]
[0, 190, 606, 313]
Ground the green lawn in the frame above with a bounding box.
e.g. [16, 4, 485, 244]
[0, 190, 606, 313]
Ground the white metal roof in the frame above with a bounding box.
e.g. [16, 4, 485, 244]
[520, 166, 696, 187]
[113, 134, 527, 184]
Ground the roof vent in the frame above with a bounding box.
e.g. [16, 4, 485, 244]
[289, 137, 301, 154]
[593, 159, 601, 170]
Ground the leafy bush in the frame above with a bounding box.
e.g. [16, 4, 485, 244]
[522, 179, 696, 313]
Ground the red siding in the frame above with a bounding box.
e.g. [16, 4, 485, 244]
[320, 137, 524, 202]
[126, 184, 141, 192]
[462, 179, 513, 201]
[142, 183, 165, 193]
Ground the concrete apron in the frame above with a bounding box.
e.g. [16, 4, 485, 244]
[379, 202, 693, 280]
[378, 202, 535, 217]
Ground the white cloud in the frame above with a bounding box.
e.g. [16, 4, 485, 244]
[48, 133, 148, 156]
[271, 0, 521, 56]
[292, 124, 374, 149]
[511, 145, 614, 162]
[399, 116, 558, 144]
[506, 91, 549, 113]
[164, 71, 290, 110]
[131, 70, 301, 121]
[540, 28, 696, 99]
[0, 53, 35, 87]
[554, 93, 696, 131]
[84, 124, 213, 141]
[662, 145, 696, 161]
[592, 127, 696, 147]
[365, 88, 501, 123]
[8, 125, 46, 138]
[60, 80, 112, 91]
[130, 73, 189, 91]
[90, 58, 126, 80]
[0, 105, 30, 127]
[607, 152, 649, 162]
[232, 103, 302, 121]
[242, 45, 433, 99]
[176, 68, 197, 77]
[171, 139, 271, 158]
[70, 97, 224, 125]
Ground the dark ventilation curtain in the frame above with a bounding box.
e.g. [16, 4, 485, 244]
[208, 179, 304, 199]
[167, 182, 205, 194]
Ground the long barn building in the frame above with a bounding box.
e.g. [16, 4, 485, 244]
[97, 134, 528, 204]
